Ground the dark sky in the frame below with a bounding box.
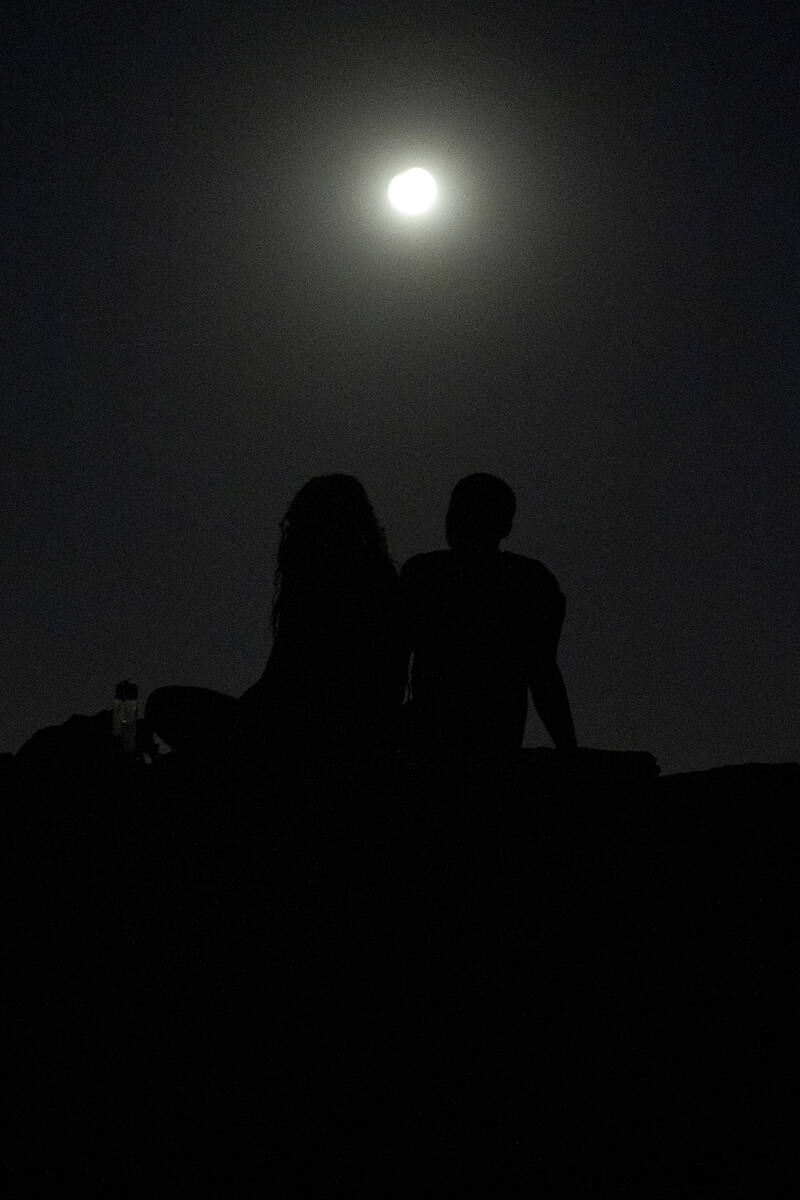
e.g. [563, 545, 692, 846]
[4, 0, 798, 771]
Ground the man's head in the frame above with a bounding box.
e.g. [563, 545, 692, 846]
[446, 473, 517, 553]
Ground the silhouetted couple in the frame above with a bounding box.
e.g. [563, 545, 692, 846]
[146, 472, 576, 779]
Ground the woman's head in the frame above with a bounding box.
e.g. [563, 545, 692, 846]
[271, 475, 395, 634]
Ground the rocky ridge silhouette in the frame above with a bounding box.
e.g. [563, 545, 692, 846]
[6, 712, 797, 1190]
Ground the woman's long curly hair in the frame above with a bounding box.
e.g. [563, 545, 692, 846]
[271, 474, 397, 638]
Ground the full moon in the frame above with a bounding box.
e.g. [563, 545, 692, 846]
[388, 167, 438, 215]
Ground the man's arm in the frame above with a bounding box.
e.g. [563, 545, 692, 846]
[529, 661, 577, 752]
[525, 567, 577, 752]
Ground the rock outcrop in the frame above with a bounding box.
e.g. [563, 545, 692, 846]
[7, 721, 797, 1189]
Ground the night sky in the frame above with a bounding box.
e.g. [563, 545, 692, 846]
[4, 1, 798, 771]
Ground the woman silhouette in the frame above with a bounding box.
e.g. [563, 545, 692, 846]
[241, 474, 406, 761]
[146, 475, 406, 774]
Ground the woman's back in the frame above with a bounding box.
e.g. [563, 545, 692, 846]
[242, 476, 407, 747]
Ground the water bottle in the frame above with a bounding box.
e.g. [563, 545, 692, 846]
[112, 680, 138, 761]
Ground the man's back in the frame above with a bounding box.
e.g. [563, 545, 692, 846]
[401, 549, 566, 754]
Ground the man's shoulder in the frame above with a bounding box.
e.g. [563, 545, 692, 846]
[402, 550, 561, 582]
[401, 550, 449, 577]
[501, 552, 561, 590]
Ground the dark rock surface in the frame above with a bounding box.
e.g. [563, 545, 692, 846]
[7, 731, 797, 1190]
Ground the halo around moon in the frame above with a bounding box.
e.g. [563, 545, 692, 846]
[388, 167, 438, 215]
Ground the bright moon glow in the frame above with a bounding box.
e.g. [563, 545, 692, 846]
[388, 167, 438, 215]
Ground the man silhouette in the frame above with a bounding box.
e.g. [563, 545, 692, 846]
[401, 474, 577, 762]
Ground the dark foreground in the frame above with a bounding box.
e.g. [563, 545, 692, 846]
[6, 743, 797, 1193]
